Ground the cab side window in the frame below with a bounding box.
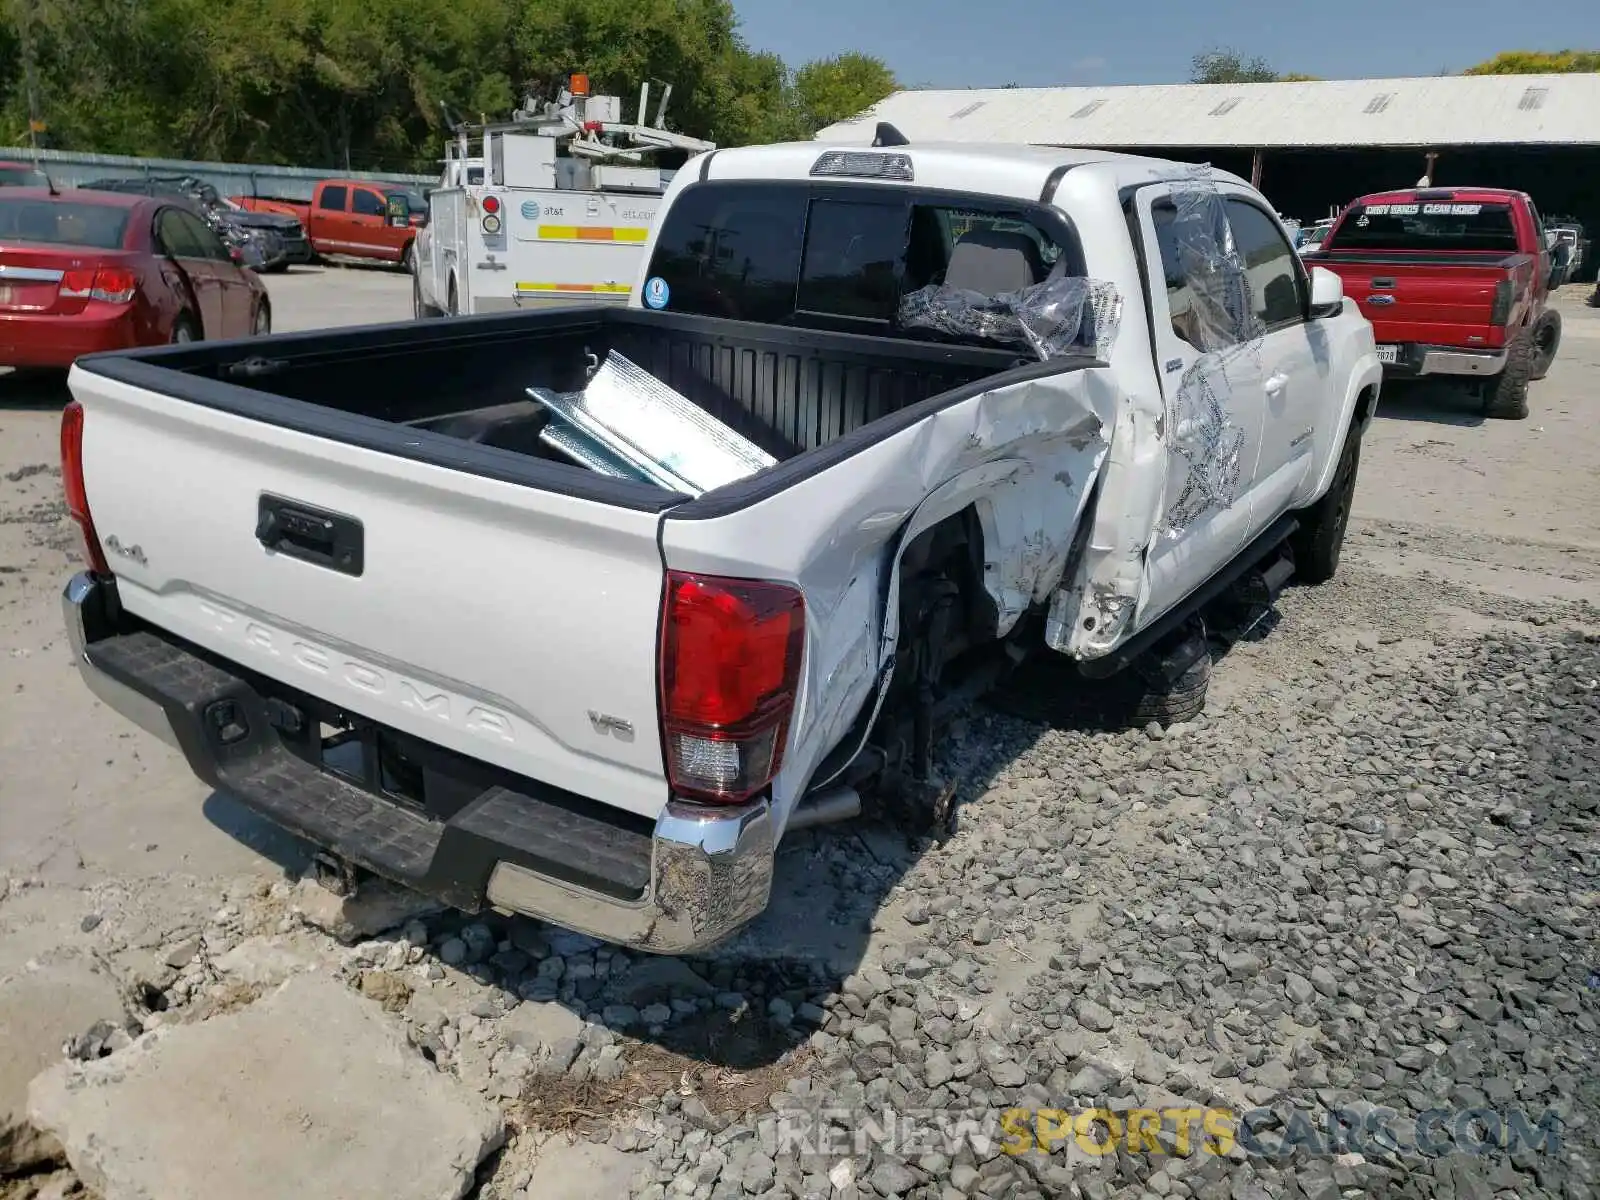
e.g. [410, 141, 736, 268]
[178, 210, 231, 263]
[1152, 202, 1214, 351]
[1224, 199, 1307, 328]
[352, 189, 386, 217]
[156, 208, 202, 258]
[317, 185, 348, 212]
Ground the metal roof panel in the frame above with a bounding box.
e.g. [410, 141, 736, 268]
[816, 74, 1600, 149]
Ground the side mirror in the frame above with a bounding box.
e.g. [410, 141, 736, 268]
[1308, 266, 1344, 319]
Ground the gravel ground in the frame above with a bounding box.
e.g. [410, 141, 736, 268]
[0, 280, 1596, 1200]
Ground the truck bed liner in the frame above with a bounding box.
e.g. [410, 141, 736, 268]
[78, 307, 1038, 509]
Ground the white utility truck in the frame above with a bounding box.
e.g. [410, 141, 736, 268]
[413, 74, 713, 317]
[59, 128, 1381, 954]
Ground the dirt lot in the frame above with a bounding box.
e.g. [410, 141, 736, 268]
[0, 273, 1595, 1200]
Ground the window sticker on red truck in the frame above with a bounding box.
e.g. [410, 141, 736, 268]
[1423, 203, 1482, 216]
[1363, 204, 1420, 216]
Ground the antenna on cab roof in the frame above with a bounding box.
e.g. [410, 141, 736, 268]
[872, 122, 909, 148]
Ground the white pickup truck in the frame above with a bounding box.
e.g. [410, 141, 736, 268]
[59, 130, 1381, 954]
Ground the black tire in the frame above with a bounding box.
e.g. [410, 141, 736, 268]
[401, 241, 416, 274]
[1129, 644, 1211, 726]
[1530, 310, 1561, 382]
[412, 269, 441, 319]
[171, 313, 200, 344]
[446, 278, 459, 317]
[1481, 328, 1532, 420]
[1289, 421, 1361, 585]
[252, 302, 271, 338]
[990, 616, 1210, 729]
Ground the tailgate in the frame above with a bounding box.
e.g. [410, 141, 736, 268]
[1318, 256, 1513, 347]
[73, 369, 673, 820]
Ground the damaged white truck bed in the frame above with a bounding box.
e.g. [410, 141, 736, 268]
[59, 132, 1381, 953]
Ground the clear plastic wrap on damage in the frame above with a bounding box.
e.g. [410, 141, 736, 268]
[1159, 164, 1265, 538]
[898, 276, 1123, 362]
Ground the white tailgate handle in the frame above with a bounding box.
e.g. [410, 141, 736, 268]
[1264, 371, 1289, 395]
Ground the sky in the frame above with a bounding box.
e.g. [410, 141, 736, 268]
[733, 0, 1600, 89]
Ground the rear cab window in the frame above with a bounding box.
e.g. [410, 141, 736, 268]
[0, 199, 130, 249]
[317, 185, 349, 212]
[642, 181, 1084, 351]
[1328, 201, 1519, 253]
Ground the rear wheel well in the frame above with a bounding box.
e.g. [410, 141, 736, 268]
[1353, 383, 1377, 432]
[897, 505, 998, 658]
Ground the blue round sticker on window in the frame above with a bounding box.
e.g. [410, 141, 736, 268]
[520, 200, 540, 220]
[643, 277, 670, 309]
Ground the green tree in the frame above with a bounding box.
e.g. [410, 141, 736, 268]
[790, 52, 897, 130]
[0, 0, 892, 168]
[1463, 49, 1600, 74]
[1191, 47, 1280, 83]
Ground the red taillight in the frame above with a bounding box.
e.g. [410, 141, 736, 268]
[481, 194, 501, 215]
[60, 400, 110, 576]
[59, 266, 136, 305]
[658, 571, 805, 804]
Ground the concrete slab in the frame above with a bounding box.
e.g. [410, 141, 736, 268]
[0, 957, 128, 1171]
[291, 878, 443, 945]
[522, 1137, 638, 1200]
[212, 933, 326, 988]
[499, 1001, 583, 1055]
[28, 972, 503, 1200]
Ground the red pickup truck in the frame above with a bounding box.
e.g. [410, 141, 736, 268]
[1305, 187, 1560, 420]
[232, 178, 426, 270]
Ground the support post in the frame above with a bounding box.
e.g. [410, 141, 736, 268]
[1417, 150, 1439, 187]
[17, 0, 43, 155]
[1250, 148, 1264, 189]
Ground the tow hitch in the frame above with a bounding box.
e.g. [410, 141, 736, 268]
[310, 851, 362, 898]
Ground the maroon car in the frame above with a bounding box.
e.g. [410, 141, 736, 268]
[0, 187, 271, 371]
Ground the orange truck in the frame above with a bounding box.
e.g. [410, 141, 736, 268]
[232, 178, 427, 269]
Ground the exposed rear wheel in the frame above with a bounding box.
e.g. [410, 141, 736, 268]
[171, 314, 199, 344]
[1530, 310, 1561, 381]
[1481, 328, 1532, 420]
[253, 304, 271, 338]
[402, 241, 416, 274]
[446, 278, 459, 317]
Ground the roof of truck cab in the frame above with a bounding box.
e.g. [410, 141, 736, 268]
[699, 140, 1251, 205]
[1353, 187, 1528, 205]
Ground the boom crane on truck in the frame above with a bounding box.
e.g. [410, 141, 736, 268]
[413, 73, 714, 318]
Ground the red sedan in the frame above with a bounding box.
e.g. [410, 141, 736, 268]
[0, 187, 271, 370]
